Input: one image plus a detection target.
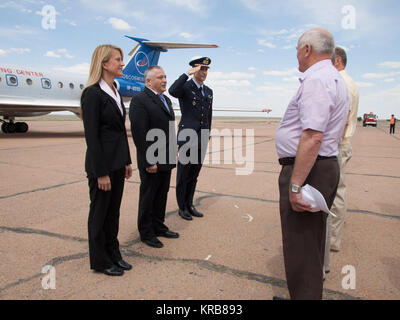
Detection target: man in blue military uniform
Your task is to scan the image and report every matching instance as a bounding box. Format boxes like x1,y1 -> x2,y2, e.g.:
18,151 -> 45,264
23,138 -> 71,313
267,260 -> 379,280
169,57 -> 213,220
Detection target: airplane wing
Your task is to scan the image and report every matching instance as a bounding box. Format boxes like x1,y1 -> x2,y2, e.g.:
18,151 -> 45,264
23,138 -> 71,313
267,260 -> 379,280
125,36 -> 218,55
142,42 -> 219,50
0,96 -> 80,114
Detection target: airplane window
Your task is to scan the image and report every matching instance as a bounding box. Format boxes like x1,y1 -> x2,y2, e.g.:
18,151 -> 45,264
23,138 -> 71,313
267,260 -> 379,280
41,78 -> 52,89
80,84 -> 84,90
7,75 -> 18,86
58,82 -> 63,88
69,83 -> 74,89
26,78 -> 33,85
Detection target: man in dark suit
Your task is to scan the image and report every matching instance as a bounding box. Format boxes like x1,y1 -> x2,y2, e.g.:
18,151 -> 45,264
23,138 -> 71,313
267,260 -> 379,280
169,57 -> 213,220
129,66 -> 179,248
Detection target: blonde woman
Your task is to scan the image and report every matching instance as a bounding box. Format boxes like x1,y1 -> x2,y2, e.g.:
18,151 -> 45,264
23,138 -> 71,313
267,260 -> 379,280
81,44 -> 132,276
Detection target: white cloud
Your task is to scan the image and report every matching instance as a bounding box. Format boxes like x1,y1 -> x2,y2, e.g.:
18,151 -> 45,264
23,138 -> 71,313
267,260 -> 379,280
356,82 -> 375,88
6,48 -> 31,54
248,67 -> 256,71
0,49 -> 6,56
379,61 -> 400,69
0,1 -> 32,13
44,51 -> 61,58
208,71 -> 255,80
209,79 -> 252,87
283,45 -> 295,50
179,32 -> 194,39
384,78 -> 396,83
80,0 -> 148,22
44,49 -> 75,59
282,76 -> 300,82
256,85 -> 286,92
0,25 -> 39,38
258,39 -> 276,49
263,68 -> 299,76
164,0 -> 203,13
108,17 -> 134,30
363,71 -> 400,79
53,63 -> 90,75
207,71 -> 255,88
337,45 -> 350,52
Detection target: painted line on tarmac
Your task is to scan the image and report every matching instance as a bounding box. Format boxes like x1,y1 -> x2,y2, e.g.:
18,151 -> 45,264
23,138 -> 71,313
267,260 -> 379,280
0,179 -> 86,200
202,164 -> 400,180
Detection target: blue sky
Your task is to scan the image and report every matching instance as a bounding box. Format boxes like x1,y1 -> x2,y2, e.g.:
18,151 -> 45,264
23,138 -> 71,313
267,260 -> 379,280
1,0 -> 399,118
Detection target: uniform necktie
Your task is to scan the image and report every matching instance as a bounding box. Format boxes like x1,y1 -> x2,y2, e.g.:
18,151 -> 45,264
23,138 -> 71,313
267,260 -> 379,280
200,86 -> 204,96
158,94 -> 170,113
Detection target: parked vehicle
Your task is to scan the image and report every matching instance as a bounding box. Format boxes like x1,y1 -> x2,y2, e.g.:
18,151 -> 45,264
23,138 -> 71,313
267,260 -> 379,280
363,112 -> 377,127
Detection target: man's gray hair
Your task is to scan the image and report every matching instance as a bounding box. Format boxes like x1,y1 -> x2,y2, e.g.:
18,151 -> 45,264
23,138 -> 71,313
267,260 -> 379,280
298,29 -> 335,55
144,65 -> 163,81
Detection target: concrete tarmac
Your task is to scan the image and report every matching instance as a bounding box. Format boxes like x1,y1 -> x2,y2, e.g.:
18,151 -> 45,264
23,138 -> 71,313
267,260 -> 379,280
0,118 -> 399,300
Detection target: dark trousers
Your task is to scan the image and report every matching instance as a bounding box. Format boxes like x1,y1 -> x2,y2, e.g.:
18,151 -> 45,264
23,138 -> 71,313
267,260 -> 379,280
176,146 -> 205,210
390,124 -> 395,134
138,169 -> 171,240
87,168 -> 125,270
278,158 -> 339,300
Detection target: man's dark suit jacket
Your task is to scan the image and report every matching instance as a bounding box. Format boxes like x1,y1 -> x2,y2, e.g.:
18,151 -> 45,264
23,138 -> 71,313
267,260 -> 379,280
129,87 -> 176,172
169,74 -> 213,147
81,83 -> 131,178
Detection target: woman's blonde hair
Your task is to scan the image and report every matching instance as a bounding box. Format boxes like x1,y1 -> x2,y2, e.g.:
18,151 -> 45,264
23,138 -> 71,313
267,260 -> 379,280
80,44 -> 123,118
87,44 -> 123,87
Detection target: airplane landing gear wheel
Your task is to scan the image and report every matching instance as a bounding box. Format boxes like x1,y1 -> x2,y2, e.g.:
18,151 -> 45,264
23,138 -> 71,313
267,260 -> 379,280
1,122 -> 8,133
16,122 -> 29,133
1,121 -> 29,133
6,122 -> 16,133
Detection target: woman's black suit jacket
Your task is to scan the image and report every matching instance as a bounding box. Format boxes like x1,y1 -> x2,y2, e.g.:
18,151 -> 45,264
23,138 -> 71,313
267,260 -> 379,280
81,83 -> 131,178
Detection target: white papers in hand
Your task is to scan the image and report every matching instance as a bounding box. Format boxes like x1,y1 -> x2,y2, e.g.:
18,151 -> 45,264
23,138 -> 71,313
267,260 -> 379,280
301,184 -> 337,217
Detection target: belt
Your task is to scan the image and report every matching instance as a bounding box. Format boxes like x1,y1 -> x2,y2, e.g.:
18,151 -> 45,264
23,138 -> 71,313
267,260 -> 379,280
278,155 -> 336,166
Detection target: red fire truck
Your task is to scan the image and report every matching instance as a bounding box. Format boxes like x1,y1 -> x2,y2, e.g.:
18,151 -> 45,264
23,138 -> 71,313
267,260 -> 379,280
363,112 -> 377,127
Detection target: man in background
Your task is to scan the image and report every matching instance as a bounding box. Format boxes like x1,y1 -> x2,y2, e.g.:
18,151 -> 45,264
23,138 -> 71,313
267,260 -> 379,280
390,114 -> 396,134
324,47 -> 360,276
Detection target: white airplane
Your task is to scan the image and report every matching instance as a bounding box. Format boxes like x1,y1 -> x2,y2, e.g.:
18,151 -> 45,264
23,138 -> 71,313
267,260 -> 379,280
0,36 -> 218,134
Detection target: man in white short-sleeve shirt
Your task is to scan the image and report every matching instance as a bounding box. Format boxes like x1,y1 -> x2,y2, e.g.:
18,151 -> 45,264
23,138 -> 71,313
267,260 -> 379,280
275,28 -> 349,300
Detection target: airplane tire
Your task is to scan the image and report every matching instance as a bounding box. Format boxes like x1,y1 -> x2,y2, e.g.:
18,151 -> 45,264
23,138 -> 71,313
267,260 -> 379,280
1,122 -> 8,133
16,122 -> 29,133
6,122 -> 16,133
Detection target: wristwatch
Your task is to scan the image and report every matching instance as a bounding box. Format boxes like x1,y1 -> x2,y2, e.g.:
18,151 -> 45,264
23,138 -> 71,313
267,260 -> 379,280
290,183 -> 302,194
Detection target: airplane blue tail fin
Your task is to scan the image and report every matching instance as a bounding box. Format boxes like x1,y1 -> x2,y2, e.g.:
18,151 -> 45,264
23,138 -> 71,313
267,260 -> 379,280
122,36 -> 165,82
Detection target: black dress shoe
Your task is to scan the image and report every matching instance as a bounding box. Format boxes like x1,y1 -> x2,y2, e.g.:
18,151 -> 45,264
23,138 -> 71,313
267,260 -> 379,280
95,265 -> 124,276
157,230 -> 180,238
116,259 -> 132,270
142,238 -> 164,248
179,208 -> 193,220
272,296 -> 288,300
188,205 -> 203,217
